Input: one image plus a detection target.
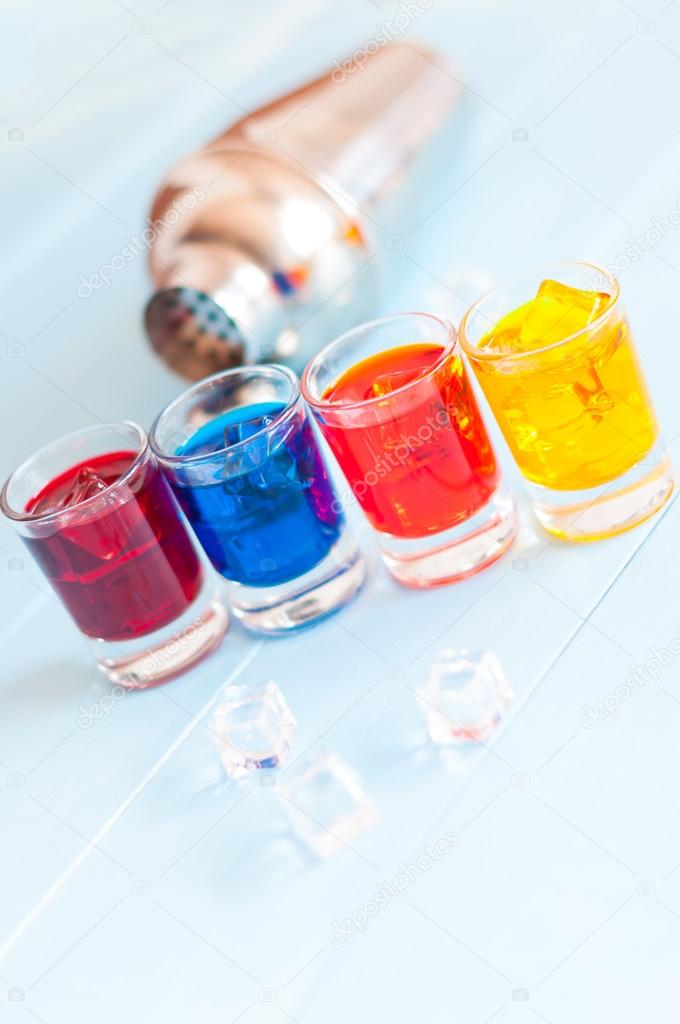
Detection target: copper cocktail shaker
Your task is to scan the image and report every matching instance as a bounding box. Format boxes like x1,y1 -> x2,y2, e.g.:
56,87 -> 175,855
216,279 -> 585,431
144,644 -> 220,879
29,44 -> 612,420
144,42 -> 458,380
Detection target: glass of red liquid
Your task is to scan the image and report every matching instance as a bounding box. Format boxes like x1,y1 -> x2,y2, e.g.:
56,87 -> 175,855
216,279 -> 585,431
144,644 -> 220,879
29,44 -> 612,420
302,313 -> 518,587
0,422 -> 228,687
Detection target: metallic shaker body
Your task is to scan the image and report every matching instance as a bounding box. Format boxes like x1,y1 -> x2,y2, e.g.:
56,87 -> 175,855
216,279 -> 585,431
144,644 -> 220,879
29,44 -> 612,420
145,42 -> 459,380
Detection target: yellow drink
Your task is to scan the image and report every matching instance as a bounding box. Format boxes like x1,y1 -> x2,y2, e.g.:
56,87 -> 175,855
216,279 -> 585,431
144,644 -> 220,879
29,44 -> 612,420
466,278 -> 658,492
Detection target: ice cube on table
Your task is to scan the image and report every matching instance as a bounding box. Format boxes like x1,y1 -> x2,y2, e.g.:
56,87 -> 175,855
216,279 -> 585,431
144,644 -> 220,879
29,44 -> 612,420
418,649 -> 513,744
278,751 -> 377,858
213,679 -> 297,779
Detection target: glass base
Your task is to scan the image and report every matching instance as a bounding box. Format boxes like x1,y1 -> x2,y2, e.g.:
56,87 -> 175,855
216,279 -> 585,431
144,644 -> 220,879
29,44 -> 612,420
92,577 -> 229,689
378,482 -> 518,588
528,444 -> 674,541
229,526 -> 365,634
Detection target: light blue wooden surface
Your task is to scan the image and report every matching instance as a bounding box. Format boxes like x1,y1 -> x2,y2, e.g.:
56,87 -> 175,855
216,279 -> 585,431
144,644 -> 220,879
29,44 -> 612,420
3,0 -> 680,1019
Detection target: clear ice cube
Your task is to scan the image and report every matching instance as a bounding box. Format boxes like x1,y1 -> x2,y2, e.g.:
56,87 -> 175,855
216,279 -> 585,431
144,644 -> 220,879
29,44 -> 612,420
60,467 -> 109,510
212,679 -> 297,779
278,751 -> 377,858
571,366 -> 614,420
369,368 -> 422,397
478,280 -> 611,355
418,649 -> 513,744
521,280 -> 610,349
223,413 -> 275,449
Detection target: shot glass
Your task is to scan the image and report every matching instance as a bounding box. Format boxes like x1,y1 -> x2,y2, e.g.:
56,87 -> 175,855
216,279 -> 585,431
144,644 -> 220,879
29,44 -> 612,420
459,262 -> 674,540
0,422 -> 228,687
301,313 -> 517,587
149,365 -> 365,633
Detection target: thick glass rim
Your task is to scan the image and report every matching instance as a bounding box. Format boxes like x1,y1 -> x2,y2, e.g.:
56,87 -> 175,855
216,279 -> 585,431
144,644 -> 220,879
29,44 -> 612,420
149,363 -> 301,466
458,261 -> 622,363
0,420 -> 148,524
301,311 -> 457,412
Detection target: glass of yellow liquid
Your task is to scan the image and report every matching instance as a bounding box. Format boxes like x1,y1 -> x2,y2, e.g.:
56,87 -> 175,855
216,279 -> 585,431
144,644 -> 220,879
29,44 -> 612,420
459,262 -> 674,540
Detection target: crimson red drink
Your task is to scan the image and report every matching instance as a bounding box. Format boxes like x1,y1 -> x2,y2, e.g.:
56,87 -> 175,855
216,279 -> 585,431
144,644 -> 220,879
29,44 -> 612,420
23,450 -> 203,641
1,423 -> 228,687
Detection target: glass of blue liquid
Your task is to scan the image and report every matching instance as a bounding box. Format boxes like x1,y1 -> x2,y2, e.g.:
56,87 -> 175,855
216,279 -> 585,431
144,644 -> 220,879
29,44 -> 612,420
149,366 -> 365,633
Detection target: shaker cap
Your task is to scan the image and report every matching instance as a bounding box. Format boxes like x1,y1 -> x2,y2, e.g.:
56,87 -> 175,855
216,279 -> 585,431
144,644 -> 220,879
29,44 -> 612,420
144,287 -> 246,381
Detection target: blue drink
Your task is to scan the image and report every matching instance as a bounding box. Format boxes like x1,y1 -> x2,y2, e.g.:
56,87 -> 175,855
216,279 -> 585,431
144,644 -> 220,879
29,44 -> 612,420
150,365 -> 364,633
170,402 -> 344,586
